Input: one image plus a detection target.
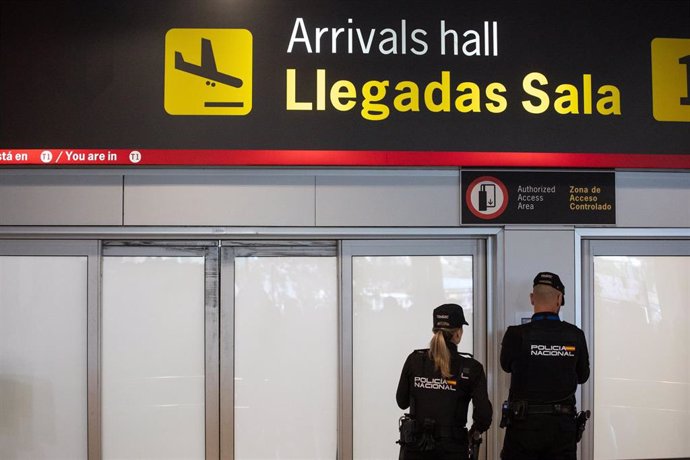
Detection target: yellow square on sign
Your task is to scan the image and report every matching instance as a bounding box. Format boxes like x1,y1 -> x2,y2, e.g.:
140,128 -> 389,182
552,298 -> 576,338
651,38 -> 690,122
165,28 -> 252,115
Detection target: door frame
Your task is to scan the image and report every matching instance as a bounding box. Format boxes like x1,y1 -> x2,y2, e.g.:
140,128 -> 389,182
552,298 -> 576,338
576,228 -> 690,460
101,241 -> 221,459
0,227 -> 501,460
0,240 -> 100,459
340,238 -> 489,460
218,240 -> 338,459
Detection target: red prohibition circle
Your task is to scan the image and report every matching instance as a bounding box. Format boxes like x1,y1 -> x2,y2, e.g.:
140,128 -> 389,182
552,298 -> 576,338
465,176 -> 509,220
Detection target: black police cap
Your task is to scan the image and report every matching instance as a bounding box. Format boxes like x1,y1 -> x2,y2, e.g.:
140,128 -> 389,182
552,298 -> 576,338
533,271 -> 565,305
433,303 -> 469,329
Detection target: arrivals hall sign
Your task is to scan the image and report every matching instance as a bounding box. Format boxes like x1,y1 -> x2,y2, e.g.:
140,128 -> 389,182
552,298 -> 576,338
0,1 -> 688,168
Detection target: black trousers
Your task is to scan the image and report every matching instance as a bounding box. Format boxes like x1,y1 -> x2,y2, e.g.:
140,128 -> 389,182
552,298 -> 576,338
399,438 -> 468,460
501,413 -> 577,460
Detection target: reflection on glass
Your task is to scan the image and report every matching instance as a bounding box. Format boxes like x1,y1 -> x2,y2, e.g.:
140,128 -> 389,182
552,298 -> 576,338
0,256 -> 88,460
594,256 -> 690,459
234,256 -> 337,459
102,256 -> 205,460
353,256 -> 474,460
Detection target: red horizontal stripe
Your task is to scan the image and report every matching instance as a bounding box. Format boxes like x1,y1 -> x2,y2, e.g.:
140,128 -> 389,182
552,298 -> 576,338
1,149 -> 689,168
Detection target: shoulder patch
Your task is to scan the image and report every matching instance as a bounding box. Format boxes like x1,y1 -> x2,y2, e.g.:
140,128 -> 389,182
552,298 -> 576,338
460,367 -> 472,379
458,351 -> 474,358
414,348 -> 429,354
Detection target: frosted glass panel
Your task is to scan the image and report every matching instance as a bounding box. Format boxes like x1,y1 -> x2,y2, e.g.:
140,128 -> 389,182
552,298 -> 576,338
353,256 -> 474,460
0,256 -> 87,460
102,256 -> 206,460
234,256 -> 337,460
594,256 -> 690,459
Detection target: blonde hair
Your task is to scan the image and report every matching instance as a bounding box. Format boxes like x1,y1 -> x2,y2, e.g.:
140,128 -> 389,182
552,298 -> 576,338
429,328 -> 460,378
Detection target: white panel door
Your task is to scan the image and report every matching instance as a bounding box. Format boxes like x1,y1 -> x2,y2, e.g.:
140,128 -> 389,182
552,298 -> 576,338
584,240 -> 690,460
102,253 -> 207,460
342,240 -> 485,460
230,250 -> 338,460
593,255 -> 690,459
0,255 -> 88,460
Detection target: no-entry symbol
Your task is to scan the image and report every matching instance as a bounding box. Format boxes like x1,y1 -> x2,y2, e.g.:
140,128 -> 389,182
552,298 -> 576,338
466,176 -> 509,220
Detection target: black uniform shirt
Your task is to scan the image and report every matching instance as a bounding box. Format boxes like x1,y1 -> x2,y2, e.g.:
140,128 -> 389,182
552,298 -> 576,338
500,312 -> 590,404
396,342 -> 492,433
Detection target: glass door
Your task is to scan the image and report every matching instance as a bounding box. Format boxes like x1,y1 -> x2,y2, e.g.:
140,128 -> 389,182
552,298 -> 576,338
582,239 -> 690,460
341,240 -> 486,460
220,241 -> 339,460
0,236 -> 489,460
100,243 -> 219,460
0,241 -> 97,460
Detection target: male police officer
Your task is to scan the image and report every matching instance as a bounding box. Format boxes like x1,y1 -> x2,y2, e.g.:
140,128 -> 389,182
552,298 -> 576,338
500,272 -> 590,460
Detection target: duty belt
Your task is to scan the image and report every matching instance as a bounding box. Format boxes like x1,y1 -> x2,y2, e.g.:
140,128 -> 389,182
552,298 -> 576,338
434,425 -> 468,438
524,403 -> 575,415
501,400 -> 576,428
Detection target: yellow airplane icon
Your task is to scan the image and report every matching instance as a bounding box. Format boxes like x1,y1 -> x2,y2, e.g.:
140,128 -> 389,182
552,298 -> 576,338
175,38 -> 243,90
165,28 -> 252,115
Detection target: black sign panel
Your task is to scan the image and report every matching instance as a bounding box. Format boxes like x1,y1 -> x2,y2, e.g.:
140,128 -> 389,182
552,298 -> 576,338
462,171 -> 616,224
0,0 -> 688,163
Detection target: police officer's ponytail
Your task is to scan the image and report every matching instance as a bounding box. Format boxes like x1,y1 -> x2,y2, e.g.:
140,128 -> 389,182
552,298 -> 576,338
429,328 -> 457,378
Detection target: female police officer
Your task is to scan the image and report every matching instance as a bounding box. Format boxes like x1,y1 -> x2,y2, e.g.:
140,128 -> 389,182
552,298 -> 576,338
396,303 -> 492,459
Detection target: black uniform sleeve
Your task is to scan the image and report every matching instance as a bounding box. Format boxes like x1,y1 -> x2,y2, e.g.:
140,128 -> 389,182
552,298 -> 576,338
396,353 -> 413,410
470,362 -> 493,433
500,326 -> 520,373
576,329 -> 591,384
